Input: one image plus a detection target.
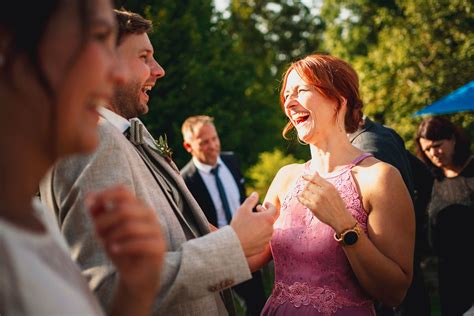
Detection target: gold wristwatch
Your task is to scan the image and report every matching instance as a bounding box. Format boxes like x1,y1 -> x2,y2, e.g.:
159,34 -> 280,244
334,222 -> 361,246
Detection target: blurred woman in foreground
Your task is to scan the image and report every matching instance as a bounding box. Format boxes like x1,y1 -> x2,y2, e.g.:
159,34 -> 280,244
0,1 -> 165,315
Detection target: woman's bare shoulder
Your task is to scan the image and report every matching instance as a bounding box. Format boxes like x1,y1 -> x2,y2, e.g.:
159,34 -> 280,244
276,163 -> 306,184
353,156 -> 406,212
267,162 -> 306,202
278,162 -> 305,175
355,156 -> 401,181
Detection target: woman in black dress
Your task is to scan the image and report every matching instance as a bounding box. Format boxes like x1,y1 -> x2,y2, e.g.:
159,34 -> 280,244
416,116 -> 474,316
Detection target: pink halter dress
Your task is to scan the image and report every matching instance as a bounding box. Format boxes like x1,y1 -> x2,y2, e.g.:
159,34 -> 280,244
261,153 -> 376,316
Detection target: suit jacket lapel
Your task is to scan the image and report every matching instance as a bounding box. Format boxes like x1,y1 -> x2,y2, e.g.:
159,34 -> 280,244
188,164 -> 218,227
141,145 -> 211,236
132,145 -> 199,239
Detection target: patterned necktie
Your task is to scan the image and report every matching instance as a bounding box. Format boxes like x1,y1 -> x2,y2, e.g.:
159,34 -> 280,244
125,118 -> 147,145
210,165 -> 233,224
124,118 -> 179,173
123,119 -> 200,238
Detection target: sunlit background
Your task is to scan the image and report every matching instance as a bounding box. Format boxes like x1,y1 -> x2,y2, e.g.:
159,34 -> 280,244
120,2 -> 474,315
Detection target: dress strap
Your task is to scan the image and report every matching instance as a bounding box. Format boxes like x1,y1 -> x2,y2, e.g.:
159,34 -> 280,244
350,153 -> 373,167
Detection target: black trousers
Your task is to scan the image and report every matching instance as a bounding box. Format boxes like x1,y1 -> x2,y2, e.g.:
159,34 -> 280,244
232,270 -> 267,316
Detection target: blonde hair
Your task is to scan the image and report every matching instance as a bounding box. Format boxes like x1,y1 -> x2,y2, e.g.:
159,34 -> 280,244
181,115 -> 215,142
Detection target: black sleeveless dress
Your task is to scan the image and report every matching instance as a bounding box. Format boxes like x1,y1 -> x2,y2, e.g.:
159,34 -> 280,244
428,157 -> 474,316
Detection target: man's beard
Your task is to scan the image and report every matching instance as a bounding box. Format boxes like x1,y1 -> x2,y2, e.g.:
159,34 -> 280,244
112,81 -> 145,119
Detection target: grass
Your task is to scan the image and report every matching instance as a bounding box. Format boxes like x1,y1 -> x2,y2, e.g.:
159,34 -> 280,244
423,256 -> 442,316
431,295 -> 442,316
234,298 -> 245,316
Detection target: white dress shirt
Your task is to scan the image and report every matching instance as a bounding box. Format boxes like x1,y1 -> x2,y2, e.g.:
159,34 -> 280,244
193,156 -> 241,228
98,106 -> 130,133
98,107 -> 158,149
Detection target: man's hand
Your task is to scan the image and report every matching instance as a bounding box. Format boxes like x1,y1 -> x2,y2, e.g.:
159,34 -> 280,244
209,223 -> 218,232
231,192 -> 278,257
87,185 -> 165,302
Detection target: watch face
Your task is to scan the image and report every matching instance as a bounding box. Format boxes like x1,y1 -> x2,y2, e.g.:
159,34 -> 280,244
343,231 -> 359,246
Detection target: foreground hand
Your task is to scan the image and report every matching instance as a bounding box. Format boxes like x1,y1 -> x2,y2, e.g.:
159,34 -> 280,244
231,192 -> 279,257
298,173 -> 355,233
209,223 -> 218,232
87,185 -> 166,299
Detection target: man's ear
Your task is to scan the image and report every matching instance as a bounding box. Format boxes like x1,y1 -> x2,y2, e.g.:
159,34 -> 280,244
183,141 -> 193,153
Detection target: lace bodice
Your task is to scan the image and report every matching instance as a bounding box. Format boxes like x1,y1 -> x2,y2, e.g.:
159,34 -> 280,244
263,154 -> 375,316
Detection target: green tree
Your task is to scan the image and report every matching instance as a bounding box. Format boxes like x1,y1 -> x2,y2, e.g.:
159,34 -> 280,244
116,0 -> 323,169
246,149 -> 304,198
223,0 -> 325,161
116,0 -> 473,172
320,0 -> 400,59
321,0 -> 474,149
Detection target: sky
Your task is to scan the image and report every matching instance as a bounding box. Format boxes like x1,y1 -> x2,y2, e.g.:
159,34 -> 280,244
214,0 -> 321,13
214,0 -> 229,12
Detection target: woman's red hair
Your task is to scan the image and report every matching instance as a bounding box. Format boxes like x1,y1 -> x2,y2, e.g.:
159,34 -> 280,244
280,54 -> 363,138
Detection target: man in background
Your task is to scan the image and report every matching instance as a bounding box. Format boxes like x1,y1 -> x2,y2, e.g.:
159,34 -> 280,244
349,116 -> 431,316
181,115 -> 267,316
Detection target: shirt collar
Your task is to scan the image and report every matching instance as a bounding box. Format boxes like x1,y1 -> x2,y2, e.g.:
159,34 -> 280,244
193,156 -> 223,174
98,106 -> 130,133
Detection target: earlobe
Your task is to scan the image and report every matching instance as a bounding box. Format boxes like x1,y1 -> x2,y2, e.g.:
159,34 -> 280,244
339,97 -> 348,111
341,97 -> 347,107
183,142 -> 192,153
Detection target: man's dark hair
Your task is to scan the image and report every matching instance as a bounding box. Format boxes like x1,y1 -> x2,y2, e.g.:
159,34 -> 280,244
114,9 -> 152,45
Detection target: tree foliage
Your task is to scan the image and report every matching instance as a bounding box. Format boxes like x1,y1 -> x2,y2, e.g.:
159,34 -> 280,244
245,149 -> 304,198
117,0 -> 473,173
320,0 -> 474,149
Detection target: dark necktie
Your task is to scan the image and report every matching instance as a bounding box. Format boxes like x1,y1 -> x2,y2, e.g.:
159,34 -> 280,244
210,165 -> 233,224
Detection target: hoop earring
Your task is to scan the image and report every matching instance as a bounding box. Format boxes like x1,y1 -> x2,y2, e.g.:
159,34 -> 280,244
297,136 -> 308,146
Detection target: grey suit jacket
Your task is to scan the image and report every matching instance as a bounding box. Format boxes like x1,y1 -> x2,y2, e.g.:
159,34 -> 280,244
40,118 -> 251,315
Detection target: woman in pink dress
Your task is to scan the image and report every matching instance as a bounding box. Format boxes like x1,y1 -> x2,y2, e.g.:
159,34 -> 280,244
250,55 -> 415,315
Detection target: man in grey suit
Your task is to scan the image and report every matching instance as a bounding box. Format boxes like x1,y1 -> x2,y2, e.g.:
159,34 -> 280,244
40,9 -> 277,315
180,115 -> 267,316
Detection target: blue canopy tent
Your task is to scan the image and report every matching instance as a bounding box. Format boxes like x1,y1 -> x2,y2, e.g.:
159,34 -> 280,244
413,80 -> 474,116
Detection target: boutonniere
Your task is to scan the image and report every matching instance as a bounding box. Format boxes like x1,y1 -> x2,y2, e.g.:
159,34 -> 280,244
152,134 -> 173,162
